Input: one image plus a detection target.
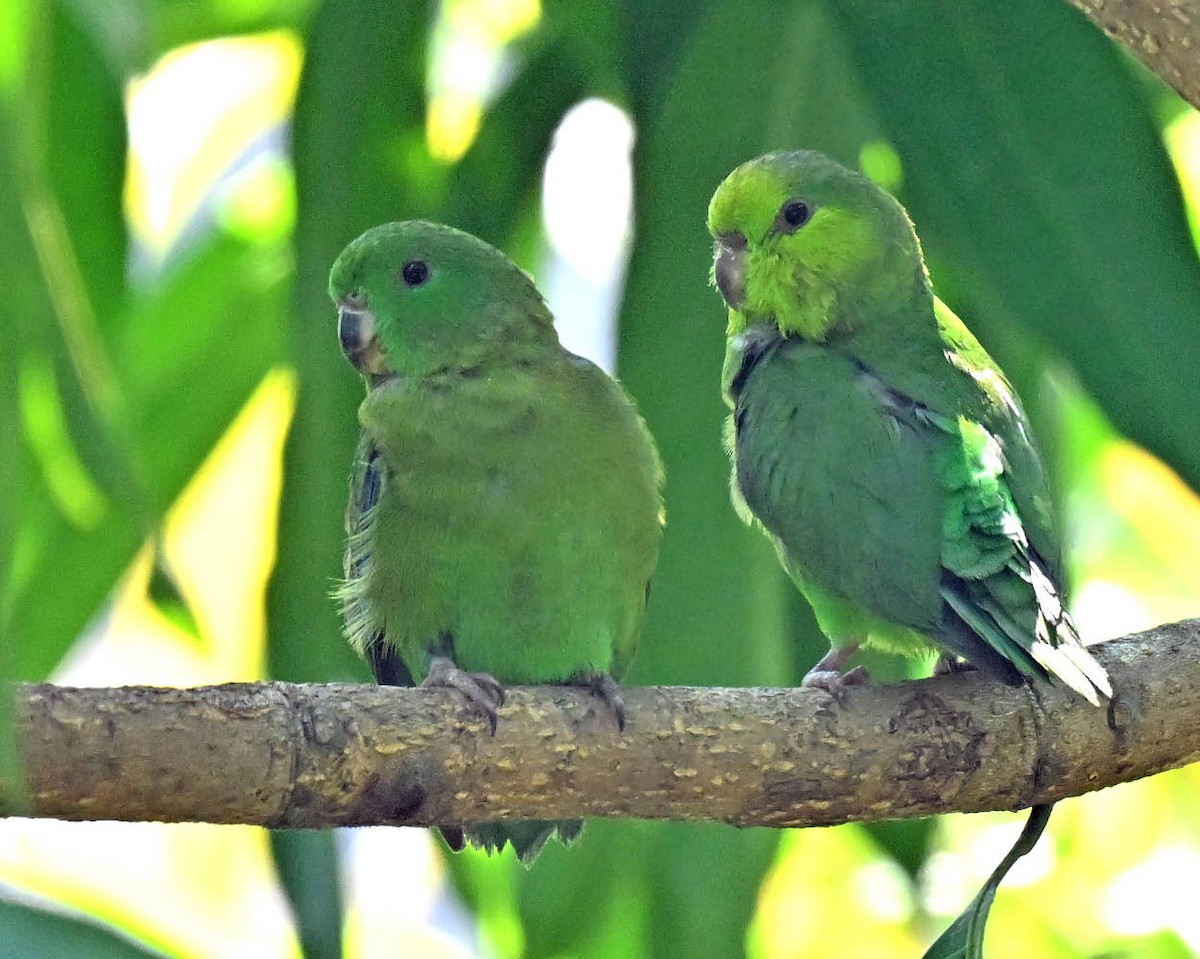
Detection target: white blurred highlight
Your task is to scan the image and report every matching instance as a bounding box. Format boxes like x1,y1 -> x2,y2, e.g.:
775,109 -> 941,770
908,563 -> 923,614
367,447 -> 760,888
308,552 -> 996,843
541,99 -> 636,372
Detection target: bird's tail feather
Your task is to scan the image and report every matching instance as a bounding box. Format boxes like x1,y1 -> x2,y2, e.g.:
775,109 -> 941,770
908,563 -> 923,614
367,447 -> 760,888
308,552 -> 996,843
941,552 -> 1111,705
456,820 -> 584,866
940,582 -> 1039,682
1026,556 -> 1112,703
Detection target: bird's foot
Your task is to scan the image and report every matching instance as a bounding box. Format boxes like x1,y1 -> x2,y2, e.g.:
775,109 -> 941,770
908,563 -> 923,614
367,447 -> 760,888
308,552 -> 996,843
801,664 -> 871,702
933,653 -> 977,677
569,672 -> 626,732
422,655 -> 505,734
800,643 -> 867,701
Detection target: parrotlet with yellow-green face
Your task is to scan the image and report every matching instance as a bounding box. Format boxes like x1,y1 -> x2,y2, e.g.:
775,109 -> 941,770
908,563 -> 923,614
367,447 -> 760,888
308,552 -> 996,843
330,221 -> 663,863
708,151 -> 1110,705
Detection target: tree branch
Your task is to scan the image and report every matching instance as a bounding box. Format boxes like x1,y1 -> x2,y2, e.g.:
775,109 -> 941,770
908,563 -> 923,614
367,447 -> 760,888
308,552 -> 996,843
4,620 -> 1197,829
1066,0 -> 1200,112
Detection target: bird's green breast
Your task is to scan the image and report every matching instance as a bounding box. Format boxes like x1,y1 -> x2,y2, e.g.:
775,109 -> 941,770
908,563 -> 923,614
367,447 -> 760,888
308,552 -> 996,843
355,356 -> 661,685
729,335 -> 945,638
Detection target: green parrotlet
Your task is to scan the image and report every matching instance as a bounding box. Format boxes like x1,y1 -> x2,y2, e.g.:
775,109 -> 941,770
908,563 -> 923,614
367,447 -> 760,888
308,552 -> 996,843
330,221 -> 663,863
708,151 -> 1110,704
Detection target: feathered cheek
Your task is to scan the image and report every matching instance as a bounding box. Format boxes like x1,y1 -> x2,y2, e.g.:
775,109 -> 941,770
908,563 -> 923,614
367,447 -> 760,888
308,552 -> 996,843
746,250 -> 793,320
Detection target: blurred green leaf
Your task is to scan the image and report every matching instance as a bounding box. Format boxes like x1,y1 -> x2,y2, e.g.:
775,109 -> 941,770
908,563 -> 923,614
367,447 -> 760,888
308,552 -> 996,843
271,1 -> 440,953
4,0 -> 133,680
863,818 -> 938,881
1090,930 -> 1197,959
5,2 -> 290,681
0,896 -> 168,959
9,227 -> 287,681
42,3 -> 127,327
444,22 -> 601,247
922,805 -> 1053,959
615,0 -> 706,116
144,0 -> 314,66
270,0 -> 436,686
145,550 -> 202,641
115,234 -> 288,511
830,0 -> 1200,495
269,831 -> 344,959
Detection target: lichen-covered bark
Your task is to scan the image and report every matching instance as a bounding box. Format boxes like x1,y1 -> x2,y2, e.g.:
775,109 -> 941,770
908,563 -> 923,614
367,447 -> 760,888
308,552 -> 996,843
4,620 -> 1198,829
1067,0 -> 1200,111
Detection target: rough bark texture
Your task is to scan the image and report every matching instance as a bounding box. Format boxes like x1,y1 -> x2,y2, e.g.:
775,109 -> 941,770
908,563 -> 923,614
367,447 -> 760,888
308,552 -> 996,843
3,620 -> 1198,829
1068,0 -> 1200,111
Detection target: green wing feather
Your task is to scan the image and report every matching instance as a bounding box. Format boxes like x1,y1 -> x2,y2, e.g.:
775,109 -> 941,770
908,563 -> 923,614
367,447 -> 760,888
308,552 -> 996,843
835,295 -> 1061,570
341,431 -> 414,687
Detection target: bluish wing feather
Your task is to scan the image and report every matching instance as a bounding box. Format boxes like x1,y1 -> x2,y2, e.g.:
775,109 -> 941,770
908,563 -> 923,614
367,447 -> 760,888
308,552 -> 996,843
342,431 -> 413,687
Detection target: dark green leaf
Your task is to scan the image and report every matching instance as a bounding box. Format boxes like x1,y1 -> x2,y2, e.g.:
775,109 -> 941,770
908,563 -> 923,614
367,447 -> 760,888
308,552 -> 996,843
4,0 -> 133,680
116,234 -> 287,512
0,896 -> 168,959
270,2 -> 439,955
922,805 -> 1053,959
445,27 -> 599,247
269,830 -> 344,959
9,228 -> 286,681
864,818 -> 938,881
270,0 -> 437,686
830,0 -> 1200,495
145,550 -> 201,642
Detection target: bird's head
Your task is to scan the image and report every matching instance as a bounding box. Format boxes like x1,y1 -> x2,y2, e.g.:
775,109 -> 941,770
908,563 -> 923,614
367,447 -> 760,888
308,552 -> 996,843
329,220 -> 552,382
707,150 -> 927,341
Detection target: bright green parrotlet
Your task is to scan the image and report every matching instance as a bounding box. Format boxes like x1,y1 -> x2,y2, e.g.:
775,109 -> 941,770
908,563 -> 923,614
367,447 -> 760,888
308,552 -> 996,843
330,221 -> 663,864
708,151 -> 1110,704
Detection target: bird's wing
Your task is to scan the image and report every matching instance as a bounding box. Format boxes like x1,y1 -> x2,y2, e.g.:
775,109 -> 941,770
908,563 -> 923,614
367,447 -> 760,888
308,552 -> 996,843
838,296 -> 1061,574
925,406 -> 1110,702
342,430 -> 414,687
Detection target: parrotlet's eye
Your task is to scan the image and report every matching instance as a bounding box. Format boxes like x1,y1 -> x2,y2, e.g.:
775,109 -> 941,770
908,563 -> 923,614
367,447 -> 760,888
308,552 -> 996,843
400,260 -> 430,287
776,199 -> 813,233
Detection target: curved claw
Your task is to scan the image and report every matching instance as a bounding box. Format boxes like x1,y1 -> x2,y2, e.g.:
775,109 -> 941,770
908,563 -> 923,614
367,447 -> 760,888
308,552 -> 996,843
422,655 -> 505,734
933,652 -> 979,677
572,672 -> 626,732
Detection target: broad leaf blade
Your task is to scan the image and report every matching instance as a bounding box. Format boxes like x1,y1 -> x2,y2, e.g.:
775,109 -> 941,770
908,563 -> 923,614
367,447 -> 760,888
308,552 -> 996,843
0,896 -> 168,959
831,0 -> 1200,494
269,831 -> 344,959
922,805 -> 1054,959
269,2 -> 440,955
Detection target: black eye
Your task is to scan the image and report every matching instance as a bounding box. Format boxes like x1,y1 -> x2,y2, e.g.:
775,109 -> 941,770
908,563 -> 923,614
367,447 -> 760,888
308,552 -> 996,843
401,260 -> 430,286
778,200 -> 812,232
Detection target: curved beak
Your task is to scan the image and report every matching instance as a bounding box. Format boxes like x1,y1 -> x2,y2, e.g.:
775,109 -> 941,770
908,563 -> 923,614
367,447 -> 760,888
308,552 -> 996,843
713,232 -> 747,309
338,305 -> 389,376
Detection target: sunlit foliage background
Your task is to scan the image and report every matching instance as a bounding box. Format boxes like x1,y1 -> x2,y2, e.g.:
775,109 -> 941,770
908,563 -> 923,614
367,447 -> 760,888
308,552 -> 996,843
3,1 -> 1200,956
